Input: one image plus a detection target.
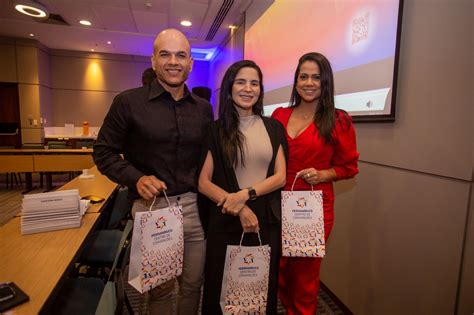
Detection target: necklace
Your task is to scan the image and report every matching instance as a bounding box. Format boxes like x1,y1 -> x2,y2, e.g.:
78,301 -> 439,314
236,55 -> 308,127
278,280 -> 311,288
295,105 -> 315,120
298,111 -> 313,120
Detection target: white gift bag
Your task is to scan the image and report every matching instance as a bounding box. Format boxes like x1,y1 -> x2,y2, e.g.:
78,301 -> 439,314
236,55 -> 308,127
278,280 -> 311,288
128,192 -> 184,293
220,232 -> 271,314
281,174 -> 325,257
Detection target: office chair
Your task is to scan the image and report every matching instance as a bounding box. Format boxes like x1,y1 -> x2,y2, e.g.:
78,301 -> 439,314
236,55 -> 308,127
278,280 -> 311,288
76,140 -> 94,149
50,220 -> 133,315
1,145 -> 23,189
47,140 -> 72,149
78,187 -> 132,278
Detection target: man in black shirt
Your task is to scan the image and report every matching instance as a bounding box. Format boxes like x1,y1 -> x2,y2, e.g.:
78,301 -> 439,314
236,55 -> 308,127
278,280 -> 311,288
93,29 -> 213,314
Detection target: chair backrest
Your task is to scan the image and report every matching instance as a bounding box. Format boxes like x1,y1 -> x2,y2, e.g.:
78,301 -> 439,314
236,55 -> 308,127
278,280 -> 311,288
95,220 -> 133,315
21,144 -> 43,149
109,220 -> 133,276
107,187 -> 131,229
76,140 -> 94,148
48,140 -> 72,149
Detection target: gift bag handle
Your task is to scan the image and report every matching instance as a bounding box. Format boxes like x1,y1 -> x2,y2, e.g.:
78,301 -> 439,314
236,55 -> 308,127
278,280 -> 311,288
239,231 -> 263,247
148,190 -> 171,212
291,171 -> 314,191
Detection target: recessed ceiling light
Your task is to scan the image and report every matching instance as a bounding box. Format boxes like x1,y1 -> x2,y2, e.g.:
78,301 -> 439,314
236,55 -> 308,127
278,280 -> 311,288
14,0 -> 49,18
180,20 -> 192,27
91,49 -> 95,52
29,33 -> 35,37
80,20 -> 92,26
107,41 -> 111,45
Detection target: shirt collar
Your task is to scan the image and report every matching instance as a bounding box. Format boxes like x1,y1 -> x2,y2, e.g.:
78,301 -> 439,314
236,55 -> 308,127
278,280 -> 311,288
148,79 -> 197,103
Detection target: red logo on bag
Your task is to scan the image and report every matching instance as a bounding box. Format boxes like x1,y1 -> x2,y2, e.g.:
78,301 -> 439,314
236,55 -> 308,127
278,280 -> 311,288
155,216 -> 166,229
243,253 -> 254,264
296,197 -> 307,208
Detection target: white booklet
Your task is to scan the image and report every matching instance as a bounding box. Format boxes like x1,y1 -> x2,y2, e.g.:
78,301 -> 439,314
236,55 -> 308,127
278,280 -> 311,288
21,189 -> 83,235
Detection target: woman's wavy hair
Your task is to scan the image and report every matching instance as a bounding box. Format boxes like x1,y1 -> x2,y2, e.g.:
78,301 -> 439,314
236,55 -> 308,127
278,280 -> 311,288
289,52 -> 349,143
218,60 -> 264,168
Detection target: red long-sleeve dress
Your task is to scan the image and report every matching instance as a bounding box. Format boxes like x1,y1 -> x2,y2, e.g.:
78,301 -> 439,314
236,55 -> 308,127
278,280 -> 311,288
272,107 -> 359,315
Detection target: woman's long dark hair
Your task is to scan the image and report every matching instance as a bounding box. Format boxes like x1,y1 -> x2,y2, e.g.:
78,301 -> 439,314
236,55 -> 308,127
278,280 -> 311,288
289,52 -> 349,143
218,60 -> 264,168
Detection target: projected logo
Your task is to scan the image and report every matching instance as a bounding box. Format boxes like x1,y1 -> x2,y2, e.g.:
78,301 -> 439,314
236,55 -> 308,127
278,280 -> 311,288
296,197 -> 307,208
243,254 -> 254,265
346,8 -> 377,56
352,12 -> 370,44
155,216 -> 166,229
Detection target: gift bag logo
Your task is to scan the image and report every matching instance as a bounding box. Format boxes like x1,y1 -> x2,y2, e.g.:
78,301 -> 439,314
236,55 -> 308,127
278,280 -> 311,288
155,216 -> 166,229
296,197 -> 307,208
128,194 -> 184,294
220,234 -> 271,314
243,253 -> 254,265
281,190 -> 325,257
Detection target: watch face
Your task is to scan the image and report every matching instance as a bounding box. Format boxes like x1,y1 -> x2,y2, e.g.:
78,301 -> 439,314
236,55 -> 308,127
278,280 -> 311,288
248,188 -> 257,200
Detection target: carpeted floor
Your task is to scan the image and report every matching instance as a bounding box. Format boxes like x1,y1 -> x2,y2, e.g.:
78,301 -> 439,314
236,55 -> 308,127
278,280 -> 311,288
121,267 -> 347,315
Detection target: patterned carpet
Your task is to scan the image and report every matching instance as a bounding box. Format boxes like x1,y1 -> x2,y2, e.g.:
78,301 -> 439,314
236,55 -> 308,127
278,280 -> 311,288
122,268 -> 347,315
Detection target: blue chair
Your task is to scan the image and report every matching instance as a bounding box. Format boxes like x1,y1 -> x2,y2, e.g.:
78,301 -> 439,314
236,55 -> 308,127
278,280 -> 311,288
95,243 -> 134,315
50,278 -> 105,315
50,221 -> 133,315
80,187 -> 132,267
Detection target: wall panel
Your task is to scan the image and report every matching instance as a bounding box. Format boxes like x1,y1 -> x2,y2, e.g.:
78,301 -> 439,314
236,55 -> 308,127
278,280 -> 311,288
322,162 -> 470,314
0,44 -> 17,82
51,55 -> 135,92
16,45 -> 39,85
51,89 -> 118,126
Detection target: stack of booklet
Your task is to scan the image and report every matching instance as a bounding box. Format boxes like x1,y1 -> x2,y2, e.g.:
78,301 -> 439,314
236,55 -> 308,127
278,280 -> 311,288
21,189 -> 87,235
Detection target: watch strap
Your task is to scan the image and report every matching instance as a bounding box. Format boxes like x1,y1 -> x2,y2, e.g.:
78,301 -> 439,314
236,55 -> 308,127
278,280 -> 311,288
246,187 -> 257,201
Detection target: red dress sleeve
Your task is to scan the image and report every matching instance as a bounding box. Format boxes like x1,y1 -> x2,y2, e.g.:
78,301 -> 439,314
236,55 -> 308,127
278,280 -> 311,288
271,107 -> 283,121
332,111 -> 359,180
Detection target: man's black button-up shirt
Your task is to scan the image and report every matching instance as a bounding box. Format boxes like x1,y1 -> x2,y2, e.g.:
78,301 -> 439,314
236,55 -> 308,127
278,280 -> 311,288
93,80 -> 213,199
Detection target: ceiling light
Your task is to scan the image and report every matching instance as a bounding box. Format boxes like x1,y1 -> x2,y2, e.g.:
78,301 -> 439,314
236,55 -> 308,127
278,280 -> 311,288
80,20 -> 92,26
29,33 -> 35,37
14,0 -> 49,19
180,20 -> 192,27
191,47 -> 217,61
91,49 -> 95,52
107,41 -> 111,45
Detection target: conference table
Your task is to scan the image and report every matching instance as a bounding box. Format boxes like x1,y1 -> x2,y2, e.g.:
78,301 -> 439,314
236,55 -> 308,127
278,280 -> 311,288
0,166 -> 118,314
0,148 -> 94,191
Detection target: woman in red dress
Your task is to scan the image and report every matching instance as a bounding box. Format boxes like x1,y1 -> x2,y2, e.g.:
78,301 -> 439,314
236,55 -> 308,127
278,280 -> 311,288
272,52 -> 359,314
